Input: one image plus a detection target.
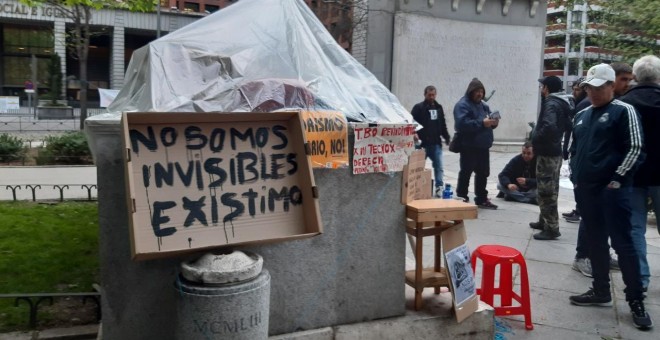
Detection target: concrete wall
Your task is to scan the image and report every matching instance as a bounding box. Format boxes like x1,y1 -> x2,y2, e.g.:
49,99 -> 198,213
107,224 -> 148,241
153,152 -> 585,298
364,0 -> 548,142
86,120 -> 406,338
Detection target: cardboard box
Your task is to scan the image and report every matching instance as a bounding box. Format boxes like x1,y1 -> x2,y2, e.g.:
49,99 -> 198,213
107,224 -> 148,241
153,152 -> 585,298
121,112 -> 322,260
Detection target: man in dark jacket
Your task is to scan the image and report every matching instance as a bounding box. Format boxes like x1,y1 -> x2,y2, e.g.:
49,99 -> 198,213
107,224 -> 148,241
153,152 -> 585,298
411,85 -> 451,197
530,76 -> 574,240
568,63 -> 651,330
497,141 -> 537,204
619,55 -> 660,292
453,78 -> 499,209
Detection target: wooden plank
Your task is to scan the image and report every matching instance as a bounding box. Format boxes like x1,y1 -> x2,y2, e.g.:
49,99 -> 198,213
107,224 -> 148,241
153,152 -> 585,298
404,268 -> 450,288
407,209 -> 478,222
406,198 -> 478,212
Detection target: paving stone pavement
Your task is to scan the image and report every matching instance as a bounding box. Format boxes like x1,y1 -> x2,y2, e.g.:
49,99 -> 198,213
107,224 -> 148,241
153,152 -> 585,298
1,149 -> 658,339
408,149 -> 659,339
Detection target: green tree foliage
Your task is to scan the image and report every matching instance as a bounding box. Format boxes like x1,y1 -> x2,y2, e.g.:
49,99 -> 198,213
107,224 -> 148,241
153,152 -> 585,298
555,0 -> 659,63
597,0 -> 660,63
19,0 -> 156,129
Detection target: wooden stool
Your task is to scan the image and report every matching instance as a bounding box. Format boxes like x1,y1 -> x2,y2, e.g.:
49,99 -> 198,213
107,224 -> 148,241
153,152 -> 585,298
405,199 -> 477,310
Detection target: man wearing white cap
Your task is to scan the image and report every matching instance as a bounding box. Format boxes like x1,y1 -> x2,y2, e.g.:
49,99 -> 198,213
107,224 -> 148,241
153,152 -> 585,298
568,63 -> 651,330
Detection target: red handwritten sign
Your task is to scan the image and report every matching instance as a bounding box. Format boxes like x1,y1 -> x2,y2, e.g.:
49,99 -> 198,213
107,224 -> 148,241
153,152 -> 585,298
352,124 -> 415,175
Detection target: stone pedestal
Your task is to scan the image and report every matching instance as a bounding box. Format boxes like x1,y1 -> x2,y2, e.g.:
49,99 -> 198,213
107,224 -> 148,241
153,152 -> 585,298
85,117 -> 405,339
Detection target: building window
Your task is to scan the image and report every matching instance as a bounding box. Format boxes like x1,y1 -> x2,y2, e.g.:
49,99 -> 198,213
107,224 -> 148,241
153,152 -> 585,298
184,2 -> 199,12
3,25 -> 53,55
2,56 -> 50,87
571,11 -> 583,29
205,5 -> 219,13
569,36 -> 581,52
568,59 -> 580,76
2,25 -> 53,93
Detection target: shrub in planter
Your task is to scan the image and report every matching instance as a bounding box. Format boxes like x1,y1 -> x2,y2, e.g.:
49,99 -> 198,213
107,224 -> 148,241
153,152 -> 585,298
37,132 -> 92,165
0,133 -> 26,163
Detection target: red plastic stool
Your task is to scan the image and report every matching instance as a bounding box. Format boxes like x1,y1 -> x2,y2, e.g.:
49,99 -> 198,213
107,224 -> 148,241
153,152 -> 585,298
471,245 -> 533,330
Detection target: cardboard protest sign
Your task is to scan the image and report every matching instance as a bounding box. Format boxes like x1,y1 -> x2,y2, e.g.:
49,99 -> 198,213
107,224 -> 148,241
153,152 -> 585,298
401,150 -> 432,204
300,110 -> 348,168
122,112 -> 322,260
352,123 -> 415,174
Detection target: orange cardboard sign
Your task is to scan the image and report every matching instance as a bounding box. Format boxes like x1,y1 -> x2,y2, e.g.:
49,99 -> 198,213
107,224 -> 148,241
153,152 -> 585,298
121,112 -> 322,260
300,110 -> 348,169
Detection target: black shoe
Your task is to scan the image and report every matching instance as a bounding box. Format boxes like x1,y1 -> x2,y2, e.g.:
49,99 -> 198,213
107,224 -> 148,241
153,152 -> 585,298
630,300 -> 653,330
496,191 -> 505,198
569,288 -> 612,306
533,229 -> 561,240
529,221 -> 544,230
562,209 -> 579,218
457,196 -> 469,203
477,199 -> 498,210
565,214 -> 581,223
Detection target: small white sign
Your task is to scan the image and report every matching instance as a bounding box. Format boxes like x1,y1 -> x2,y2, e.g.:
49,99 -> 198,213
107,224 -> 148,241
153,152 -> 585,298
445,243 -> 476,306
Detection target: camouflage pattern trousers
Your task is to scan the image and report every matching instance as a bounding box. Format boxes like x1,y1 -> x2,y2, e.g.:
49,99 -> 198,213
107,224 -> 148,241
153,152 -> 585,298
536,155 -> 562,232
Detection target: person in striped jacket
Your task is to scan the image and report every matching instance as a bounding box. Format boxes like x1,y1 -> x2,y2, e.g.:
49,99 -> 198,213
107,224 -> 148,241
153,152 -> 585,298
567,63 -> 651,330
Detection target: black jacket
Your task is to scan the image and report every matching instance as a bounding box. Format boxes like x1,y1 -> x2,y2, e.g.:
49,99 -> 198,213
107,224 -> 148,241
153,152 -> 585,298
562,97 -> 591,159
498,155 -> 537,191
620,83 -> 660,187
569,99 -> 645,187
532,93 -> 574,157
411,100 -> 451,147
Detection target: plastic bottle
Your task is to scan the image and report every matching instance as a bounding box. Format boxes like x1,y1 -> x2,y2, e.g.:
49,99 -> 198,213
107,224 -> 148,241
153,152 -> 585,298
442,184 -> 453,199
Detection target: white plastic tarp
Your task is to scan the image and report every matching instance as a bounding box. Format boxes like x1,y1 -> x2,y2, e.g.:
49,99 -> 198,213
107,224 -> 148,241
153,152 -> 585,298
100,0 -> 410,124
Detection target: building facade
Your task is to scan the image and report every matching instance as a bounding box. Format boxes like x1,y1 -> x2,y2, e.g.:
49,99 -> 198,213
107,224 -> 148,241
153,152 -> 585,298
0,0 -> 204,106
0,0 -> 355,108
543,1 -> 619,92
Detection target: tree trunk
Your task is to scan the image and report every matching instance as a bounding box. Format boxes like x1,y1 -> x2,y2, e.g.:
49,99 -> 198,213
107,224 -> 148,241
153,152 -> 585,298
77,6 -> 91,130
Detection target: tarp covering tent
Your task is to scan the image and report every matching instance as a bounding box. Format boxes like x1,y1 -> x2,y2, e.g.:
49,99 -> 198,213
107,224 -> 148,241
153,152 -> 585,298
102,0 -> 411,124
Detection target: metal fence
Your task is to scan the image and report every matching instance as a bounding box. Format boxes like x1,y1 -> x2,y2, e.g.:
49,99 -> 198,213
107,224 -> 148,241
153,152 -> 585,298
0,108 -> 108,132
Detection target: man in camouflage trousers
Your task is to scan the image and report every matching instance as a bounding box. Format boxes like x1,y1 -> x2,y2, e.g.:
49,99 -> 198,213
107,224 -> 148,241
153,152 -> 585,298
530,76 -> 574,240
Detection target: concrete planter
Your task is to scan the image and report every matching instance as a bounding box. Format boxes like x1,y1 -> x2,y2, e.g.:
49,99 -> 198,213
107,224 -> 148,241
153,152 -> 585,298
37,106 -> 74,119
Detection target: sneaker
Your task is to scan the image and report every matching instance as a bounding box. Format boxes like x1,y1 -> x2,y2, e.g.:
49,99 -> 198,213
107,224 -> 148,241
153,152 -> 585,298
564,214 -> 581,223
572,258 -> 593,278
570,288 -> 612,306
562,209 -> 579,218
533,229 -> 561,240
477,199 -> 498,210
435,187 -> 443,198
629,300 -> 653,330
609,253 -> 620,270
496,191 -> 505,198
457,196 -> 469,203
529,221 -> 544,230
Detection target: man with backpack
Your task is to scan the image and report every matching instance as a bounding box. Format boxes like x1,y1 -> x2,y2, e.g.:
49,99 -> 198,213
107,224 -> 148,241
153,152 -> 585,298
530,76 -> 574,240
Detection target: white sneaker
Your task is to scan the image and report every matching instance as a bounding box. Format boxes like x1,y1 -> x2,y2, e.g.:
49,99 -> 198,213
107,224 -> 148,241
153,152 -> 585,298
572,257 -> 593,278
435,187 -> 443,198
